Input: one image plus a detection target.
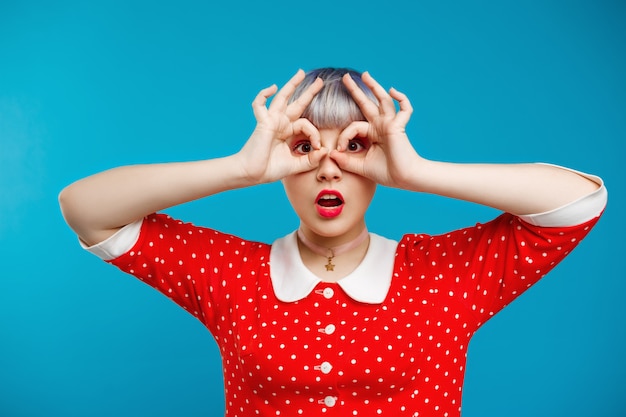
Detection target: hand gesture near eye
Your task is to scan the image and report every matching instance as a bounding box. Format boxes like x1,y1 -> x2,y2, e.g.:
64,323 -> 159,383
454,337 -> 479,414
331,72 -> 422,189
236,70 -> 327,184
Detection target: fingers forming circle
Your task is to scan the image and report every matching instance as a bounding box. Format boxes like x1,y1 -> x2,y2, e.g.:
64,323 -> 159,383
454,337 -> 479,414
337,121 -> 370,151
291,118 -> 321,149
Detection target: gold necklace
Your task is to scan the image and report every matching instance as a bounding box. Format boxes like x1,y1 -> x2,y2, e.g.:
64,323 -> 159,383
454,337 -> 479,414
296,228 -> 370,271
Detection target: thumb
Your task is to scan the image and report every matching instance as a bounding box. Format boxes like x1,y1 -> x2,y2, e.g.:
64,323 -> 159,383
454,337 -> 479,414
308,147 -> 328,167
291,147 -> 327,174
330,149 -> 365,176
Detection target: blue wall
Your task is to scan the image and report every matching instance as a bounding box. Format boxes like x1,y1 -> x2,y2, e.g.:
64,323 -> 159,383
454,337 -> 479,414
1,1 -> 624,416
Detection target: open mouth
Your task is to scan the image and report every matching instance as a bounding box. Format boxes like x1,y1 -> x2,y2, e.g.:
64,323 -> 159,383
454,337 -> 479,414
315,190 -> 344,218
317,194 -> 343,207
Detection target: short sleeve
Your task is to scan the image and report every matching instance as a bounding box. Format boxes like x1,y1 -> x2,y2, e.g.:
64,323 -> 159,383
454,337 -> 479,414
104,213 -> 266,331
402,213 -> 601,327
80,219 -> 143,260
401,171 -> 605,325
518,164 -> 607,227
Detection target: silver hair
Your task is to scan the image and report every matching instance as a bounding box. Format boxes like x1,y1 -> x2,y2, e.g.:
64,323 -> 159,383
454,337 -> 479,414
288,68 -> 378,130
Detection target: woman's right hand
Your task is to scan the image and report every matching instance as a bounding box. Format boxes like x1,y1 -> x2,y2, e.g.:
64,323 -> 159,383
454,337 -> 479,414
236,70 -> 327,184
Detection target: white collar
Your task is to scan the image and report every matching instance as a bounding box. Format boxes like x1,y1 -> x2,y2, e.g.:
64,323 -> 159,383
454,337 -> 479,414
269,231 -> 398,304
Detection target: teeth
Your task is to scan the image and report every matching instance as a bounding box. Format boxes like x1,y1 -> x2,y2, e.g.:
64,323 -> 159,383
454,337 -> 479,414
320,195 -> 338,200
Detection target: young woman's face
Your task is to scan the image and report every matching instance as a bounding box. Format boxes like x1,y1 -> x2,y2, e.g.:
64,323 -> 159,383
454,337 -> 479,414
282,128 -> 376,243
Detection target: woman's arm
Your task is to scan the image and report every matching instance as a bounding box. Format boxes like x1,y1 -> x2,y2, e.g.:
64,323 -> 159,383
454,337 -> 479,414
59,157 -> 250,247
405,160 -> 599,216
59,70 -> 326,246
334,72 -> 601,215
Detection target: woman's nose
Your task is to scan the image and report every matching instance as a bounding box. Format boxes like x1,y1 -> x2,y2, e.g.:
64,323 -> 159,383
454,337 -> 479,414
316,152 -> 342,182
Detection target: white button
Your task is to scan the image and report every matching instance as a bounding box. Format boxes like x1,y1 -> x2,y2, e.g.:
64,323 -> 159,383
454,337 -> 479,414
320,361 -> 332,374
323,396 -> 337,407
324,324 -> 336,335
323,288 -> 334,299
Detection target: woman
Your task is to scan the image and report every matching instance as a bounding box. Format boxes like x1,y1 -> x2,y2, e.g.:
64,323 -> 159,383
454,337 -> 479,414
59,68 -> 606,416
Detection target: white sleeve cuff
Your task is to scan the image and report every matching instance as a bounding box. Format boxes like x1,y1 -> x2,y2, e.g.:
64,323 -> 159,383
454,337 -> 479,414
518,163 -> 607,227
80,219 -> 143,261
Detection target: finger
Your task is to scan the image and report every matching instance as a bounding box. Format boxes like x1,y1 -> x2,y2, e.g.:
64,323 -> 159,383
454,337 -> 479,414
292,147 -> 327,174
285,77 -> 324,120
292,118 -> 321,150
329,149 -> 365,176
336,121 -> 370,151
251,84 -> 278,119
389,87 -> 413,126
268,69 -> 306,112
361,71 -> 396,116
342,73 -> 379,120
307,147 -> 328,168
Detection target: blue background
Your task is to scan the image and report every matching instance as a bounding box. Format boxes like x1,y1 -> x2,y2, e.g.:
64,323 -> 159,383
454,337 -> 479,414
1,0 -> 624,416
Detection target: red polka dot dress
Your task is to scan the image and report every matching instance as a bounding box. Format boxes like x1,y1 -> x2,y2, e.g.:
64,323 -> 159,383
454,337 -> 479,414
84,176 -> 606,417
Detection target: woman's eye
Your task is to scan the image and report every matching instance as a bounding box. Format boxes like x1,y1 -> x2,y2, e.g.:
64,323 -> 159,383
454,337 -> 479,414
293,141 -> 313,154
346,139 -> 367,152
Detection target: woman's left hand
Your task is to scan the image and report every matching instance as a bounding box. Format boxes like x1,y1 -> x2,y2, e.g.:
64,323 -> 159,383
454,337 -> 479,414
330,72 -> 422,189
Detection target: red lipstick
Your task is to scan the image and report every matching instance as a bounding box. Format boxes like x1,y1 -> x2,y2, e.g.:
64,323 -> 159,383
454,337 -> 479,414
315,189 -> 344,218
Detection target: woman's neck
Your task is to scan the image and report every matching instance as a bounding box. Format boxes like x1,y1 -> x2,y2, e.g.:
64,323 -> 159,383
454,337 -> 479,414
297,227 -> 370,281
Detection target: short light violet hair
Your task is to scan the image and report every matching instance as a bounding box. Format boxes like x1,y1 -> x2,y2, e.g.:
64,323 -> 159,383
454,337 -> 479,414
289,68 -> 378,130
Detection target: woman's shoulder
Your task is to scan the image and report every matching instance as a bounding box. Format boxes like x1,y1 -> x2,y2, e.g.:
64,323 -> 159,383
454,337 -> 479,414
83,212 -> 271,262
